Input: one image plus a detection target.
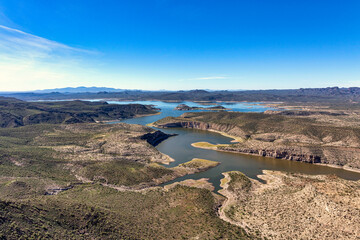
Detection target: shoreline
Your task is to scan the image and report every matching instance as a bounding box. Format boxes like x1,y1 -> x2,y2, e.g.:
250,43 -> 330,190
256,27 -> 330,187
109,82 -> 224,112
30,98 -> 283,109
151,122 -> 244,143
190,138 -> 360,175
158,152 -> 175,165
133,111 -> 161,118
313,163 -> 360,174
206,129 -> 243,142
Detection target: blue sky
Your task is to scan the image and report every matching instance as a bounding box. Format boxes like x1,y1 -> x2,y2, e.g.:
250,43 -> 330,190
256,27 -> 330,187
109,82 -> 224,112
0,0 -> 359,91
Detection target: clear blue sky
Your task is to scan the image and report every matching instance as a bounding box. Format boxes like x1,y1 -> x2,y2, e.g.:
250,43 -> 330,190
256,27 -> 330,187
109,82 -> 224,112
0,0 -> 359,91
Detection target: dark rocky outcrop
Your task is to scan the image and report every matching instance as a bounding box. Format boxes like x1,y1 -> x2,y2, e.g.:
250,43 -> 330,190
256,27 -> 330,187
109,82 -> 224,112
0,112 -> 23,128
140,130 -> 177,146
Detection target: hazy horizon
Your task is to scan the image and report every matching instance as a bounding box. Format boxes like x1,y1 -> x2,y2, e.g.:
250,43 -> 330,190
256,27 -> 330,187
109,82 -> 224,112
0,85 -> 356,94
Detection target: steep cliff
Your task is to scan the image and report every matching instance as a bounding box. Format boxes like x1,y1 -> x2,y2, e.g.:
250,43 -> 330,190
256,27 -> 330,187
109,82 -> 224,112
153,112 -> 360,170
155,120 -> 249,139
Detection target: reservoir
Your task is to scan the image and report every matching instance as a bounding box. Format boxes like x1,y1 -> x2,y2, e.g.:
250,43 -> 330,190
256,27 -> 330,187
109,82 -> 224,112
105,100 -> 360,191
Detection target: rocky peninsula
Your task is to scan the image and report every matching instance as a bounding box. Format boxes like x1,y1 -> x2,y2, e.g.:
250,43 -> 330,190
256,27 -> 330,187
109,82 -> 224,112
0,121 -> 249,239
152,111 -> 360,171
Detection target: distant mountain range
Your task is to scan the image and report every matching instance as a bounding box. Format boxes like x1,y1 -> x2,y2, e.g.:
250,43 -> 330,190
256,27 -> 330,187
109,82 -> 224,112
33,86 -> 124,93
0,87 -> 359,107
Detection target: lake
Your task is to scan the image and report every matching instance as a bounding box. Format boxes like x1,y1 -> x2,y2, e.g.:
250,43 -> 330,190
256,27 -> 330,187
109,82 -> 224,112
102,100 -> 360,191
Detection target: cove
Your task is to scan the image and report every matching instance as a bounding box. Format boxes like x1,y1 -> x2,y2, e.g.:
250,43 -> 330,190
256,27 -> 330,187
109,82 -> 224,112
104,100 -> 360,192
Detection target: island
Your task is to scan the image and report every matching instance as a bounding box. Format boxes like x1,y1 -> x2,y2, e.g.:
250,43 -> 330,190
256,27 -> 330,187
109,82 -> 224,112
175,103 -> 228,111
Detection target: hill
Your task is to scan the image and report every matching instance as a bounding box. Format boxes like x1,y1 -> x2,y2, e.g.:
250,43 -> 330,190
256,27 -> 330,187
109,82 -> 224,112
0,122 -> 250,239
0,97 -> 158,128
1,87 -> 360,109
219,170 -> 360,239
33,86 -> 124,93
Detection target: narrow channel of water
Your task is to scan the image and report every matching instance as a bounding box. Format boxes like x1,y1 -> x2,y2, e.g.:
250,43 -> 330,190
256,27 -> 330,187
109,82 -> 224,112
105,100 -> 360,192
156,128 -> 360,191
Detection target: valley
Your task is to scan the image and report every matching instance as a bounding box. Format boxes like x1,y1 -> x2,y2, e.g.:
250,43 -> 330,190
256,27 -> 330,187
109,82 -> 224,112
1,96 -> 360,239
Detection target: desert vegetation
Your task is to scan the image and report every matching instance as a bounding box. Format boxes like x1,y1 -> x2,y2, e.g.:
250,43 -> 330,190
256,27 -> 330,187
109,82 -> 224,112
0,97 -> 158,128
219,170 -> 360,239
0,121 -> 251,239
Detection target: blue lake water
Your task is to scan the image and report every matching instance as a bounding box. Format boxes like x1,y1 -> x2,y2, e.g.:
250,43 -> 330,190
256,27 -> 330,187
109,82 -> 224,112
100,100 -> 360,192
104,100 -> 273,125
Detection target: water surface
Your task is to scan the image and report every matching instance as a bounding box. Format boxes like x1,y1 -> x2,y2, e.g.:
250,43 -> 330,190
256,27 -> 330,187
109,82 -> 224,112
104,100 -> 360,191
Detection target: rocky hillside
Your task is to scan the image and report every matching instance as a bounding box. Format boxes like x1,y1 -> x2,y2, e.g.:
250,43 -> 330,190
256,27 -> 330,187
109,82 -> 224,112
0,97 -> 158,128
153,111 -> 360,170
0,122 -> 251,239
219,170 -> 360,240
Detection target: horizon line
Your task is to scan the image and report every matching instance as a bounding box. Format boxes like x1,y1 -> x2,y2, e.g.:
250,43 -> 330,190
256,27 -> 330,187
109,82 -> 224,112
0,85 -> 356,94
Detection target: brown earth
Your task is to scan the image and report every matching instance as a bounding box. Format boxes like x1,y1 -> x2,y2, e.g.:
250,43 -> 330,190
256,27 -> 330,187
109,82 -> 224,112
219,170 -> 360,240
